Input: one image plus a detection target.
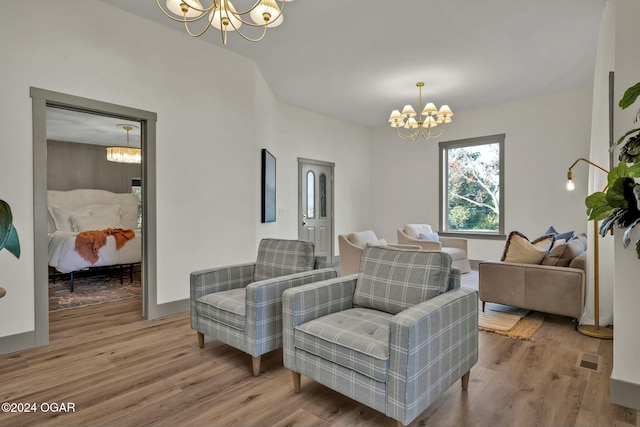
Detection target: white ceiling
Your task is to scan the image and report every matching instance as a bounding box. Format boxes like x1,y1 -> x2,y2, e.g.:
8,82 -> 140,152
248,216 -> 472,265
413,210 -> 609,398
47,107 -> 141,147
50,0 -> 606,143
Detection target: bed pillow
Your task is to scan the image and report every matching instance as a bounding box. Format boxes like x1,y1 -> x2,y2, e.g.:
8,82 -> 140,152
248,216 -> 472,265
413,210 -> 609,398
70,214 -> 122,232
48,206 -> 91,232
88,204 -> 122,218
501,231 -> 554,264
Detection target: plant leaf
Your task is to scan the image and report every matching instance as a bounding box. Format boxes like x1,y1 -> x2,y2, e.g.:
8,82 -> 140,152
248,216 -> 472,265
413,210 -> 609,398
586,192 -> 615,220
619,82 -> 640,109
4,225 -> 20,259
628,162 -> 640,178
616,128 -> 640,146
608,162 -> 629,188
636,239 -> 640,259
605,178 -> 629,209
622,218 -> 640,248
599,211 -> 621,236
0,200 -> 13,252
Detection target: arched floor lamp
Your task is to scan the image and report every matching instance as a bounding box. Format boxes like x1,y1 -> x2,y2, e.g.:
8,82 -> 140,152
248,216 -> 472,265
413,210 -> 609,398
566,157 -> 614,339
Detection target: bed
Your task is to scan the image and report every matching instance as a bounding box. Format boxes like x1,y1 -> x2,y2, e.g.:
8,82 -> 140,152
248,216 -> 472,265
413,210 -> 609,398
47,189 -> 142,291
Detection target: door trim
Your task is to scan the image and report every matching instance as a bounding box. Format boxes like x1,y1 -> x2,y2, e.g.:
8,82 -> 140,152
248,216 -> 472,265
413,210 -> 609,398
297,158 -> 335,263
29,87 -> 158,349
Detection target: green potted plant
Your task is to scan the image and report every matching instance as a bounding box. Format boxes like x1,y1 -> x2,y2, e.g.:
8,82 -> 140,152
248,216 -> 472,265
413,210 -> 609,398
586,81 -> 640,258
0,199 -> 20,259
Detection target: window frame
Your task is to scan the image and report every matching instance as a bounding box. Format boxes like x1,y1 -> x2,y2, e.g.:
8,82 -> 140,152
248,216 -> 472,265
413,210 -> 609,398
438,134 -> 505,239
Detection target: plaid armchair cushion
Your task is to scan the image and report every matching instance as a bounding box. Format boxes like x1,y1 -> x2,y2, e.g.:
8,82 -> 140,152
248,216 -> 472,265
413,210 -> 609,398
254,238 -> 316,281
353,246 -> 452,314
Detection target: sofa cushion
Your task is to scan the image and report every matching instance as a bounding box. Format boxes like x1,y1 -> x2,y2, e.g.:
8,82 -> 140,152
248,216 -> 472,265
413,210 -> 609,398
570,233 -> 588,252
348,230 -> 379,247
545,225 -> 575,242
365,238 -> 388,247
501,231 -> 554,264
541,238 -> 585,267
403,224 -> 433,239
354,246 -> 451,314
294,308 -> 392,382
442,247 -> 466,262
197,288 -> 246,330
254,239 -> 315,281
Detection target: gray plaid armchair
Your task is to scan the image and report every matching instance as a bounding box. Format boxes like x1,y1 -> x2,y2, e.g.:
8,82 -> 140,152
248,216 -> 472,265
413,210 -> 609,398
190,238 -> 337,376
282,246 -> 478,426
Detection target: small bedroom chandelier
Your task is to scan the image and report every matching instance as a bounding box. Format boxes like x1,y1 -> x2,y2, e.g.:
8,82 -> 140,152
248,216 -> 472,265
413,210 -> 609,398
106,125 -> 141,164
388,82 -> 454,141
156,0 -> 294,45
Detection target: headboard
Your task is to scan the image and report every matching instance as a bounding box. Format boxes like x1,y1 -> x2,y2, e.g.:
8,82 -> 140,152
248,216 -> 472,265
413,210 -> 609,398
47,189 -> 139,233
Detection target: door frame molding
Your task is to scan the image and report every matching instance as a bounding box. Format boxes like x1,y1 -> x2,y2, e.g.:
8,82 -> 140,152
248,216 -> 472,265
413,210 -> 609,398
29,87 -> 158,349
297,157 -> 335,263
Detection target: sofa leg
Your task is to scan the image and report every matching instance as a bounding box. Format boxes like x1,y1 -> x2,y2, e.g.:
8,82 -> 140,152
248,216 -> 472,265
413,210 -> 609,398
481,301 -> 485,312
252,356 -> 261,376
197,332 -> 204,348
292,371 -> 301,393
461,371 -> 470,390
574,318 -> 579,331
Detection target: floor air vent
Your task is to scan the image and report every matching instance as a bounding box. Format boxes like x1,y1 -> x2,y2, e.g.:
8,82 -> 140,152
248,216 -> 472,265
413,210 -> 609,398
577,352 -> 601,372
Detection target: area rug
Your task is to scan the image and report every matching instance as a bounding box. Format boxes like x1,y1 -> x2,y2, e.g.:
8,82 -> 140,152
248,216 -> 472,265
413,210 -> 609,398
49,271 -> 141,311
479,303 -> 545,341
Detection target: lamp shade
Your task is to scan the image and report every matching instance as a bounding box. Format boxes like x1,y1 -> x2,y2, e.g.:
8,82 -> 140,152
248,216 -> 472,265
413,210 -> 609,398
210,1 -> 242,31
405,117 -> 418,129
422,102 -> 438,116
249,0 -> 283,27
389,110 -> 402,121
166,0 -> 204,17
401,105 -> 417,117
424,116 -> 438,128
438,105 -> 453,116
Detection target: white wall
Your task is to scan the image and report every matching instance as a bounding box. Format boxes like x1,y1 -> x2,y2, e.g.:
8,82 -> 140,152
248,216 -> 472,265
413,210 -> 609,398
255,102 -> 373,256
610,0 -> 640,410
0,1 -> 372,340
370,84 -> 593,261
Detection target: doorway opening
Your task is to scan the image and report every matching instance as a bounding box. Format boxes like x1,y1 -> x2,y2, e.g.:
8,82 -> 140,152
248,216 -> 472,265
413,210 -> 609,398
46,106 -> 144,313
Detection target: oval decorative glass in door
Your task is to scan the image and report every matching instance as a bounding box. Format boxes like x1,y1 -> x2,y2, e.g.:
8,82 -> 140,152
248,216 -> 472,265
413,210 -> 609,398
306,171 -> 315,218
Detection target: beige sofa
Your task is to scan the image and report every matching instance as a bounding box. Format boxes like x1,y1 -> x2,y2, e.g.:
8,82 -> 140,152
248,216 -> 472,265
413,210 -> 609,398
478,237 -> 587,323
397,224 -> 471,273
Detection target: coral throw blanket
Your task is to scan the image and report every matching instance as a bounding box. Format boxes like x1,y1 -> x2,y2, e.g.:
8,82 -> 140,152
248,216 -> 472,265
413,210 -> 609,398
75,228 -> 136,264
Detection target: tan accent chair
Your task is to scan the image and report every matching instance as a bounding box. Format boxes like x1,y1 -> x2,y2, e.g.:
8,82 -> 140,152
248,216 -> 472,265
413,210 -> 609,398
338,231 -> 420,276
397,224 -> 471,273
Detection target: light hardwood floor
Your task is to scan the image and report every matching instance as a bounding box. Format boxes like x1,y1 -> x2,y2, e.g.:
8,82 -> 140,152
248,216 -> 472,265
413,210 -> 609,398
1,279 -> 637,427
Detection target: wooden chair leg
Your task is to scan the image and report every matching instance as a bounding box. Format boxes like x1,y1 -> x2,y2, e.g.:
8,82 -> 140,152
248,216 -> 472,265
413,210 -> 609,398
252,356 -> 261,376
461,371 -> 470,390
197,332 -> 204,348
292,371 -> 301,393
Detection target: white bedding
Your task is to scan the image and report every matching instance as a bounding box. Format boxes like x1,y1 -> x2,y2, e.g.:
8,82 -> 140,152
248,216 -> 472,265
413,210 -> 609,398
47,189 -> 142,274
48,230 -> 141,274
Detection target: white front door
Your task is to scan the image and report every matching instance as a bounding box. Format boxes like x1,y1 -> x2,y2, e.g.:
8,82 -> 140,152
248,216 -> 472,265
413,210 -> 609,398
298,158 -> 334,263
